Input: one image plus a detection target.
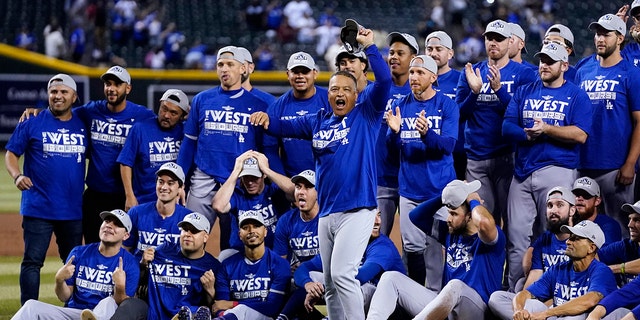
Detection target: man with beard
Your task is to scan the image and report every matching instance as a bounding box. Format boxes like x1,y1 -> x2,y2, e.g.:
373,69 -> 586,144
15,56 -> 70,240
122,162 -> 192,261
489,220 -> 616,320
385,55 -> 458,290
490,186 -> 574,301
212,151 -> 294,259
212,211 -> 290,319
267,52 -> 329,177
376,32 -> 418,238
6,74 -> 88,305
503,43 -> 592,291
117,89 -> 190,210
238,46 -> 277,107
366,180 -> 506,320
572,176 -> 622,243
577,14 -> 640,239
81,66 -> 156,243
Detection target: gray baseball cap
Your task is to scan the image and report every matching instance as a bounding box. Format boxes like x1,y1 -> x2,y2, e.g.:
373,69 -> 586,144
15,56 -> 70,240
291,169 -> 316,186
534,42 -> 569,62
100,209 -> 133,232
631,0 -> 640,17
217,46 -> 245,63
483,20 -> 511,38
509,23 -> 528,53
572,176 -> 600,197
335,45 -> 368,65
237,47 -> 253,64
409,55 -> 439,86
386,32 -> 419,53
621,200 -> 640,214
287,52 -> 317,70
238,157 -> 262,178
156,162 -> 186,186
101,66 -> 131,84
442,180 -> 481,208
560,220 -> 605,248
160,89 -> 190,113
48,74 -> 77,92
546,186 -> 575,206
178,212 -> 211,234
589,13 -> 627,36
238,210 -> 265,227
426,31 -> 453,50
545,24 -> 575,47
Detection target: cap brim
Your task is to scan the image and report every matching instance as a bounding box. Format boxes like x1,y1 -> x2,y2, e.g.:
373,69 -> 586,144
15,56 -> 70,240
239,170 -> 262,178
288,64 -> 313,70
177,221 -> 206,232
468,180 -> 481,193
100,73 -> 125,83
239,218 -> 264,227
622,203 -> 640,214
483,31 -> 509,38
291,175 -> 314,186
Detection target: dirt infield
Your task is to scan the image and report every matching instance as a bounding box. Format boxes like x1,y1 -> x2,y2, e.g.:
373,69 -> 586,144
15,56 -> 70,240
0,214 -> 402,257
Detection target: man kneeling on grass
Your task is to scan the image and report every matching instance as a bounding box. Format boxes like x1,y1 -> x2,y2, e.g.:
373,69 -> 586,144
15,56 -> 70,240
11,210 -> 140,320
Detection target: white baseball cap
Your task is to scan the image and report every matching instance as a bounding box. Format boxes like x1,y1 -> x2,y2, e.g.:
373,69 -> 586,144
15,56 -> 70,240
483,19 -> 512,38
534,42 -> 569,63
546,186 -> 575,205
101,66 -> 131,84
48,74 -> 77,92
238,211 -> 265,227
589,13 -> 627,36
287,52 -> 317,70
560,220 -> 605,248
426,31 -> 453,50
178,212 -> 211,234
100,209 -> 133,232
291,170 -> 316,186
217,46 -> 245,63
386,32 -> 419,53
631,0 -> 640,17
409,55 -> 439,85
160,89 -> 190,113
442,180 -> 481,208
621,200 -> 640,214
509,23 -> 528,53
155,162 -> 186,186
238,157 -> 262,178
572,177 -> 600,197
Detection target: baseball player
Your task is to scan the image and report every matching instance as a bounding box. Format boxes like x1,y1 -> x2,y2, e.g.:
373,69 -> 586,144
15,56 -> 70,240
11,210 -> 140,319
426,30 -> 465,180
597,200 -> 640,287
489,220 -> 617,320
375,32 -> 418,236
273,170 -> 320,267
177,45 -> 281,249
250,22 -> 391,320
212,151 -> 294,257
502,42 -> 592,290
367,180 -> 506,319
386,55 -> 458,289
122,162 -> 192,261
80,66 -> 156,243
576,13 -> 640,238
543,24 -> 581,83
617,2 -> 640,67
212,211 -> 291,319
267,52 -> 329,177
508,23 -> 537,70
572,177 -> 623,243
117,89 -> 189,210
5,74 -> 87,305
586,277 -> 640,320
456,19 -> 537,229
106,212 -> 220,320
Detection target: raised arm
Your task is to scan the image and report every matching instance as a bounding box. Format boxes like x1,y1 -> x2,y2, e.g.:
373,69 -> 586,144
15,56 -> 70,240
252,151 -> 294,202
211,151 -> 253,213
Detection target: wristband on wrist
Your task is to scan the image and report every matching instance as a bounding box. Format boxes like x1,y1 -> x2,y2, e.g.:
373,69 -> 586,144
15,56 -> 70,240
621,262 -> 626,275
14,174 -> 23,183
469,199 -> 481,211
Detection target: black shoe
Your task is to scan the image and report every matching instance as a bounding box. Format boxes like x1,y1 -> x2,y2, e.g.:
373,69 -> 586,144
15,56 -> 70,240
340,19 -> 361,53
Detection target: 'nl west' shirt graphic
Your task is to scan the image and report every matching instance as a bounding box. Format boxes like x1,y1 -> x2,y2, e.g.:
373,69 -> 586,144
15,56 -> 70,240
273,208 -> 320,264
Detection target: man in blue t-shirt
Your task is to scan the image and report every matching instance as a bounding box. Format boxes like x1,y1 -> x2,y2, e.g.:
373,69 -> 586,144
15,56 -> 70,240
503,43 -> 592,290
6,74 -> 88,305
212,151 -> 294,258
250,22 -> 391,320
212,211 -> 291,319
577,14 -> 640,239
122,162 -> 192,261
489,220 -> 616,320
597,200 -> 640,287
238,46 -> 277,107
543,24 -> 581,83
117,89 -> 190,209
508,23 -> 537,70
11,210 -> 139,319
367,180 -> 506,319
572,177 -> 623,243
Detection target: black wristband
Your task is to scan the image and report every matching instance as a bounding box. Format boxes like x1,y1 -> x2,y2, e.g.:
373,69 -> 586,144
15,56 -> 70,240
14,174 -> 23,183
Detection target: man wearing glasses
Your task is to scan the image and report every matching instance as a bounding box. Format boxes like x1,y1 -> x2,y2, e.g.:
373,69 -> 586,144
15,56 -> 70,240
571,177 -> 622,243
489,219 -> 617,320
